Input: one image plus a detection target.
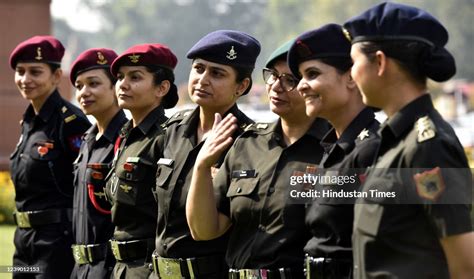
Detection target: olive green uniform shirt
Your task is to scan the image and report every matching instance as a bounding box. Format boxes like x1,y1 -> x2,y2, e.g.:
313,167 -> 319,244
155,104 -> 253,258
106,106 -> 167,241
353,95 -> 472,278
214,118 -> 329,269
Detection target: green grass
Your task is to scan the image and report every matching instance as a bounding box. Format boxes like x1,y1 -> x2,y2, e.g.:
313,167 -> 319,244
0,225 -> 15,279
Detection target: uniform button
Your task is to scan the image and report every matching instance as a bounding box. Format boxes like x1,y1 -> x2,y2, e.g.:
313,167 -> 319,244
258,224 -> 266,232
236,187 -> 242,193
163,243 -> 167,249
268,187 -> 275,194
177,179 -> 184,185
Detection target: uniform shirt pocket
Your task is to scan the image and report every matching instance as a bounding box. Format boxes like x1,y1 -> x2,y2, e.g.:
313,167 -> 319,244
114,157 -> 155,205
155,159 -> 174,190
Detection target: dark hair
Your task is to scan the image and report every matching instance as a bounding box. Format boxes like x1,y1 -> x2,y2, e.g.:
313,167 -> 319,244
231,65 -> 254,95
47,63 -> 61,73
319,57 -> 353,75
358,41 -> 428,84
145,65 -> 178,109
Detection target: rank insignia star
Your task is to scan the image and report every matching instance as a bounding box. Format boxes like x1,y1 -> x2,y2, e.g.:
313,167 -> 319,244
358,128 -> 370,140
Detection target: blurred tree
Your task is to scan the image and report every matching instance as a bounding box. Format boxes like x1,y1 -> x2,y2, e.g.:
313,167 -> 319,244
55,0 -> 474,91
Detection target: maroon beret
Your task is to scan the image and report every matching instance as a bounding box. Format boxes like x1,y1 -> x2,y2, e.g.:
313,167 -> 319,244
9,35 -> 65,69
110,43 -> 177,76
70,48 -> 118,84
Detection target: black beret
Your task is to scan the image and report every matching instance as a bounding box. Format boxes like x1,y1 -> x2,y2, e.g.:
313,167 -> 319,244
186,30 -> 261,69
70,48 -> 118,84
343,2 -> 455,81
265,39 -> 294,69
287,23 -> 351,77
111,43 -> 179,109
9,35 -> 65,69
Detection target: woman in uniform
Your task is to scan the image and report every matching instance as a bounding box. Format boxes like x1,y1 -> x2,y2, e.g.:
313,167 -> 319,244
343,2 -> 474,278
9,35 -> 91,278
153,30 -> 260,278
185,41 -> 329,278
287,23 -> 380,278
69,48 -> 127,278
104,43 -> 178,278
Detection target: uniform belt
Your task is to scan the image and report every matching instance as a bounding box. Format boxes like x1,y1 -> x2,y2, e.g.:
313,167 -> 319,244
305,255 -> 352,279
71,243 -> 108,265
13,208 -> 72,228
152,253 -> 224,278
228,268 -> 302,279
109,238 -> 154,262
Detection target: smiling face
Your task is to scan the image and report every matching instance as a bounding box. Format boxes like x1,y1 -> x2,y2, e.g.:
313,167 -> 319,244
14,62 -> 60,104
297,59 -> 350,120
265,60 -> 306,119
75,68 -> 117,118
188,58 -> 248,112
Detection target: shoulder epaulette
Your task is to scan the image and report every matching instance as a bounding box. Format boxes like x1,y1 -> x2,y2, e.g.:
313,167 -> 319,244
416,116 -> 437,142
161,109 -> 193,128
60,105 -> 78,124
243,122 -> 270,133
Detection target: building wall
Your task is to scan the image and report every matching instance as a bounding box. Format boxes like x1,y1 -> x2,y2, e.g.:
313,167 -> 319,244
0,0 -> 73,170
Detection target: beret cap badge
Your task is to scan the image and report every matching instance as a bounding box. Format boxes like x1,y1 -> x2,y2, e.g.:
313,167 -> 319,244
35,47 -> 43,60
96,51 -> 108,65
128,54 -> 140,63
342,27 -> 352,42
226,46 -> 237,60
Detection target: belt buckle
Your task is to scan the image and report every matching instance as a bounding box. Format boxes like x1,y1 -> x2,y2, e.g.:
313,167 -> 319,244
157,257 -> 182,279
71,245 -> 89,265
15,211 -> 31,228
241,269 -> 263,279
109,240 -> 122,261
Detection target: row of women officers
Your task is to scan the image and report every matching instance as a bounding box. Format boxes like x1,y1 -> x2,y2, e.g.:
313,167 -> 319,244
8,2 -> 474,279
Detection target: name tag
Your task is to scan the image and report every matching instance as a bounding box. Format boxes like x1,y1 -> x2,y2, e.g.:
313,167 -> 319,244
157,158 -> 174,166
232,169 -> 256,178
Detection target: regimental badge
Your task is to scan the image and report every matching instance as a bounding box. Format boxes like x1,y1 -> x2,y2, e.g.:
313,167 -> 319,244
96,51 -> 107,65
120,184 -> 132,193
35,47 -> 43,60
226,46 -> 237,60
416,116 -> 436,142
128,54 -> 140,63
414,167 -> 445,201
342,27 -> 352,42
61,106 -> 68,113
358,128 -> 370,141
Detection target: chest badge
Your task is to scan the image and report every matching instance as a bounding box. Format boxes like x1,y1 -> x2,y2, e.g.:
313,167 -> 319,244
120,184 -> 132,193
37,142 -> 54,157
